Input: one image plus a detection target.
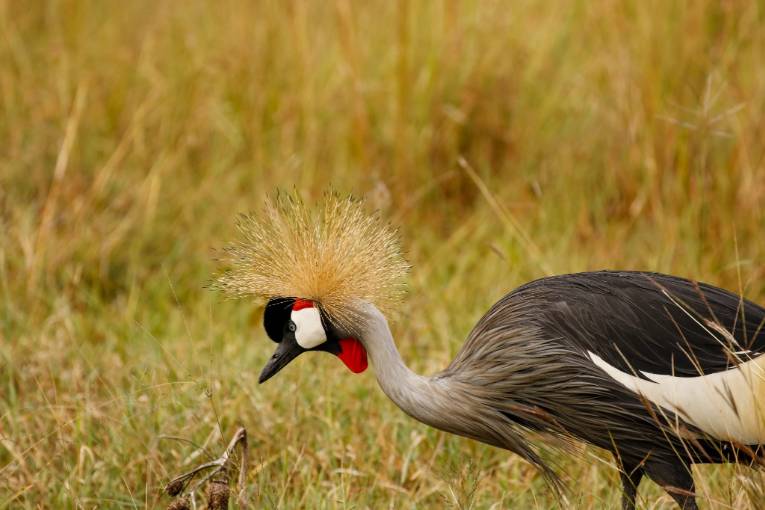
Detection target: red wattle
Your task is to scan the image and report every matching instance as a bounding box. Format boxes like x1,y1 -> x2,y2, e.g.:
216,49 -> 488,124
337,338 -> 368,374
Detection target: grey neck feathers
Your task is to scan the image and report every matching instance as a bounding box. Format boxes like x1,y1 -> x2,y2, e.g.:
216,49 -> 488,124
357,303 -> 464,432
355,303 -> 562,488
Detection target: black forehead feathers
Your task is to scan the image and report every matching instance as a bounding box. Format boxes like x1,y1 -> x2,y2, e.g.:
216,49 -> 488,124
263,297 -> 295,342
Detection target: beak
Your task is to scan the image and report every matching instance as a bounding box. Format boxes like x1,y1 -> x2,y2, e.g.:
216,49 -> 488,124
258,336 -> 304,384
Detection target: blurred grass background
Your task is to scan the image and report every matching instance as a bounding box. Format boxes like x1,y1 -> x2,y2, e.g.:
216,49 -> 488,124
1,0 -> 765,508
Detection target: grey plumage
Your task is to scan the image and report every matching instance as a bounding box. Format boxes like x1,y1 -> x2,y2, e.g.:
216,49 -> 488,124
231,196 -> 762,508
353,272 -> 765,510
255,266 -> 764,509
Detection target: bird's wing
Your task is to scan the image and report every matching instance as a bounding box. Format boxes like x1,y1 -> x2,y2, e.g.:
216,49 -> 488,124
522,271 -> 765,378
517,271 -> 765,444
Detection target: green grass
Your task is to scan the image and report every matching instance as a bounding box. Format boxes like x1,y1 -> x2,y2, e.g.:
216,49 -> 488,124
2,0 -> 765,507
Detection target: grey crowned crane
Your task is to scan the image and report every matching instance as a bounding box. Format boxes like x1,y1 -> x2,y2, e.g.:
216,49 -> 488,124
215,194 -> 765,510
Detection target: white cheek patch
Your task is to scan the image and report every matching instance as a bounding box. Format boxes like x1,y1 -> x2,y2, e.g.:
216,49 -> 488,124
292,307 -> 327,349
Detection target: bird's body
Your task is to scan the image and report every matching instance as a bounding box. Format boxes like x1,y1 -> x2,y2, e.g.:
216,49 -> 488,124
406,271 -> 764,509
353,271 -> 764,509
219,196 -> 764,509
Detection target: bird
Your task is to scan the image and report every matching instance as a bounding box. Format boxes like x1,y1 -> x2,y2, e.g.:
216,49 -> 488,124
214,193 -> 765,510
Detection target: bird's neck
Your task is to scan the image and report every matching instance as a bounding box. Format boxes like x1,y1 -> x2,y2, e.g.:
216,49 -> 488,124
356,304 -> 560,487
358,305 -> 460,431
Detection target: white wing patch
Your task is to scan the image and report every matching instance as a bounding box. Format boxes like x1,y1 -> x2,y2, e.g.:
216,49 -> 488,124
292,307 -> 327,349
588,351 -> 765,444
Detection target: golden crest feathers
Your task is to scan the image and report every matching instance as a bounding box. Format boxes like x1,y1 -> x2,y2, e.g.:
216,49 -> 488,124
213,191 -> 409,332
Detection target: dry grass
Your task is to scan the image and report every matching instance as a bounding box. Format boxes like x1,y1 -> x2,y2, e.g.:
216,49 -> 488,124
1,0 -> 765,508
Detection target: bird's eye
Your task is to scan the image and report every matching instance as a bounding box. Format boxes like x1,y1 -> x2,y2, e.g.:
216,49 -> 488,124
287,321 -> 296,333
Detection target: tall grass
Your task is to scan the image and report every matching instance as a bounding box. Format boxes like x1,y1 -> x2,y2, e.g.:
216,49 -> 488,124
1,0 -> 764,507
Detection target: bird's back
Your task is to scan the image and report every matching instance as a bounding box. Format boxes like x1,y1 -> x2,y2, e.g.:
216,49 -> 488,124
445,270 -> 765,458
513,271 -> 765,375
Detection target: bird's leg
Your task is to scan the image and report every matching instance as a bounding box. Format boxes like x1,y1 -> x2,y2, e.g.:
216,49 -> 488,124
645,463 -> 698,510
618,465 -> 643,510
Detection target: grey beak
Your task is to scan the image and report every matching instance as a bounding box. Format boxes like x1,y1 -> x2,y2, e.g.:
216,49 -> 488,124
258,337 -> 304,384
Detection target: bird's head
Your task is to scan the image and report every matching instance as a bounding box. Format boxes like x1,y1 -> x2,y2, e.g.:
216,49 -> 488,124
257,297 -> 369,383
212,191 -> 408,383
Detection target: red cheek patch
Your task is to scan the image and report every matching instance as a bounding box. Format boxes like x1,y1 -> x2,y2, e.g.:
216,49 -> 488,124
292,299 -> 314,311
337,338 -> 368,374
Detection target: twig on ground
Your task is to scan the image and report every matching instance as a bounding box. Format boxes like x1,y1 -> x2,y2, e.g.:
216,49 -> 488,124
164,427 -> 250,510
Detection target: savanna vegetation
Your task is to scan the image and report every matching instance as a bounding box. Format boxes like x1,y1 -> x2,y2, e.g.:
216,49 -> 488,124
1,1 -> 765,508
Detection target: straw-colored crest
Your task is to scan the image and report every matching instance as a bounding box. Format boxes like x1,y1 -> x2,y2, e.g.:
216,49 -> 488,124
213,192 -> 409,333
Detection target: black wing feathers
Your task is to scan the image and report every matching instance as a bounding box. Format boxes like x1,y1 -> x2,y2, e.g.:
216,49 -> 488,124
513,271 -> 765,377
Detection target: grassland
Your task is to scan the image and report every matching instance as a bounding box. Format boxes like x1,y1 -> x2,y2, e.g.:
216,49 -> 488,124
2,0 -> 765,508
